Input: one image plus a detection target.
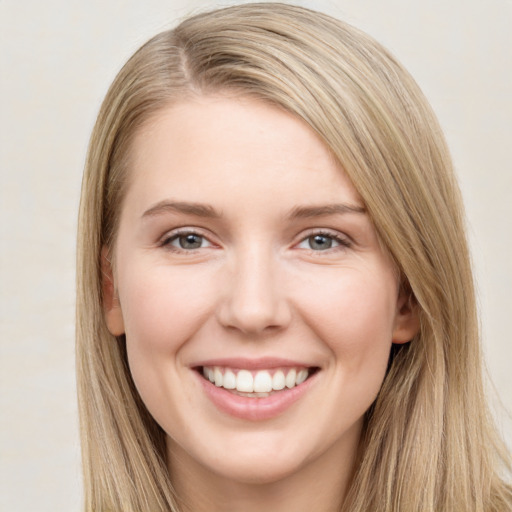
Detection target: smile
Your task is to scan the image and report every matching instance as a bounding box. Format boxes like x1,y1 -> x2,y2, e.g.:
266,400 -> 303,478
193,359 -> 320,420
201,366 -> 314,396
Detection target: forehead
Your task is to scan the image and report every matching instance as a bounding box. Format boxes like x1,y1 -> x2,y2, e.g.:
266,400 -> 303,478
124,95 -> 363,216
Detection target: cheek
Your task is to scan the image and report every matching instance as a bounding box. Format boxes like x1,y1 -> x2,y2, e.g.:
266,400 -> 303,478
296,265 -> 397,339
116,263 -> 219,415
118,262 -> 218,353
293,265 -> 397,387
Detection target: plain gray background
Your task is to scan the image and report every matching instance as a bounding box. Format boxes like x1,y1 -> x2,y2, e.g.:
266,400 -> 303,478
1,1 -> 511,510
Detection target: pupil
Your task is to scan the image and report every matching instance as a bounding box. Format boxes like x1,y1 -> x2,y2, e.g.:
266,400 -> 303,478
180,234 -> 202,249
310,235 -> 332,250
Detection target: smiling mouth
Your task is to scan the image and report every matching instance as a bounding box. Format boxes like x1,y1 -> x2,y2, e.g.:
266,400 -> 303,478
197,366 -> 319,397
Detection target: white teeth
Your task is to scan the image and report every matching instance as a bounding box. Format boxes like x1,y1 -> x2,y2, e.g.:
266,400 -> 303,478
285,369 -> 296,389
296,369 -> 308,385
223,369 -> 236,389
272,370 -> 285,390
214,367 -> 223,387
236,370 -> 254,392
253,371 -> 272,393
202,366 -> 312,393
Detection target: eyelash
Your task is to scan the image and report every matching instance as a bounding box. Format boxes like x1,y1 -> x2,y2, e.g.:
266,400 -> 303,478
297,230 -> 352,253
160,228 -> 213,253
159,228 -> 352,254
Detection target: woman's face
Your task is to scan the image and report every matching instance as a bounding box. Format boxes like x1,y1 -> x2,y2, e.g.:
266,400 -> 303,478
105,95 -> 417,488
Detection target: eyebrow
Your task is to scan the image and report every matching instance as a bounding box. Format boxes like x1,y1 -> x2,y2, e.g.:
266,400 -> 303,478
287,203 -> 366,219
142,200 -> 221,219
141,200 -> 366,221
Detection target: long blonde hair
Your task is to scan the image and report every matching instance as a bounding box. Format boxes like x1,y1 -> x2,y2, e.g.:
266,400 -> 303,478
77,3 -> 511,511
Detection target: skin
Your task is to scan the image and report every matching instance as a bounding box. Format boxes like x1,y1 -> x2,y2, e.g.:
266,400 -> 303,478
103,95 -> 419,512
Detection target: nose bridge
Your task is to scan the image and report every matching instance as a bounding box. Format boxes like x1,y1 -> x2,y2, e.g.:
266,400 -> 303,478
218,243 -> 290,335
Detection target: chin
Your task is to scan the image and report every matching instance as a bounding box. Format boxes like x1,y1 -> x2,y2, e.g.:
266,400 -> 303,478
208,453 -> 307,486
168,431 -> 313,486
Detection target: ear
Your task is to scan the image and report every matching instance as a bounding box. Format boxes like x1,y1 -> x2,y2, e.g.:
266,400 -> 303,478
392,285 -> 420,344
101,246 -> 125,336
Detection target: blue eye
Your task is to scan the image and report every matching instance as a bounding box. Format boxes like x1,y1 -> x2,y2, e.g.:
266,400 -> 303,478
297,233 -> 348,251
165,232 -> 211,250
308,234 -> 336,250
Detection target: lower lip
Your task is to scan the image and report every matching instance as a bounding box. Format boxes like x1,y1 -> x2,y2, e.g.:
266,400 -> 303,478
195,370 -> 318,421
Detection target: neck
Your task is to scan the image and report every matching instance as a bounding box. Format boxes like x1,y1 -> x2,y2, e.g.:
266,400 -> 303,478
167,424 -> 362,512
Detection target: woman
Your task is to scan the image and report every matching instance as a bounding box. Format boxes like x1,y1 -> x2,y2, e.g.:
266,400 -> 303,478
76,3 -> 512,511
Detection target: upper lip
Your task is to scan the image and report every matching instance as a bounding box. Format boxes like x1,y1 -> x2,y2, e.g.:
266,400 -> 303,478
191,357 -> 316,370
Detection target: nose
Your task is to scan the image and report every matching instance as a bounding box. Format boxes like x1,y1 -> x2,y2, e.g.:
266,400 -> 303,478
216,247 -> 292,336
